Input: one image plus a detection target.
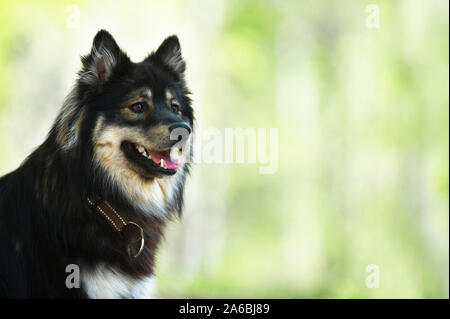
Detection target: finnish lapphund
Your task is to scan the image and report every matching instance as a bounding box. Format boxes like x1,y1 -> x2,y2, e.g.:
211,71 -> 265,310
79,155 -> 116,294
0,30 -> 193,298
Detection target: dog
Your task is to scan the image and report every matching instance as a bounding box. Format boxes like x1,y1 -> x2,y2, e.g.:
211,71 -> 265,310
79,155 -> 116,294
0,30 -> 193,298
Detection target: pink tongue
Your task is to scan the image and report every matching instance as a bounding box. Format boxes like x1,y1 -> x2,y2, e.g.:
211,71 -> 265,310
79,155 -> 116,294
163,158 -> 179,169
147,150 -> 179,170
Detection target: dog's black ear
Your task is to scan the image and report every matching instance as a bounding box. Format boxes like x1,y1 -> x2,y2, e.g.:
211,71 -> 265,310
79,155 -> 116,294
80,30 -> 128,85
148,35 -> 185,74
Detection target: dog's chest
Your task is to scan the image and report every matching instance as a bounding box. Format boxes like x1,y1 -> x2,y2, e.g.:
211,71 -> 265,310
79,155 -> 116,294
81,264 -> 156,299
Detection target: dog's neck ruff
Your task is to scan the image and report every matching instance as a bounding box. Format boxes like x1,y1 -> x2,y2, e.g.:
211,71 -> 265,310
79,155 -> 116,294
87,195 -> 144,258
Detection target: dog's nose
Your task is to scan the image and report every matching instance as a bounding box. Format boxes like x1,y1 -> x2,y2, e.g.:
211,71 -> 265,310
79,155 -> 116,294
169,123 -> 192,135
168,123 -> 191,146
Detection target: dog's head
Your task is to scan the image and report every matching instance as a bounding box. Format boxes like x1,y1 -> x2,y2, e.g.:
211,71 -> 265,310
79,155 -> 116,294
54,30 -> 193,217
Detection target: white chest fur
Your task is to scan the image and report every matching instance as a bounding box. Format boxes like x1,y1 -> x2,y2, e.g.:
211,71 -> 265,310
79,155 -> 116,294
82,264 -> 156,299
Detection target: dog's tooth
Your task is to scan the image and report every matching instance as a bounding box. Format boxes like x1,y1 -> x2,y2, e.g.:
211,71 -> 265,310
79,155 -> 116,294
137,146 -> 145,153
160,159 -> 165,168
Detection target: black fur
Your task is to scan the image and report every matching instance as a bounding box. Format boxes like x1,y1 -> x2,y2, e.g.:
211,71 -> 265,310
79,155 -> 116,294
0,30 -> 193,298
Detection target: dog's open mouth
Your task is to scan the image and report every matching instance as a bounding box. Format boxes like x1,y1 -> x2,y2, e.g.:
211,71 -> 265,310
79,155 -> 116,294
134,144 -> 180,169
121,141 -> 180,176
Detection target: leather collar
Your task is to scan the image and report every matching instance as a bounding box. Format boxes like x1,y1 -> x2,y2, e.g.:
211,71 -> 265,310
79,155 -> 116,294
87,195 -> 144,258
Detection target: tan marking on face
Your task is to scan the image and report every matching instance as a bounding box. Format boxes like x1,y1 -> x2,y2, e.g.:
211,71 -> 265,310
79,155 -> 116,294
165,89 -> 174,101
146,124 -> 171,149
165,88 -> 181,115
91,123 -> 183,217
166,89 -> 180,106
90,111 -> 192,216
121,87 -> 154,120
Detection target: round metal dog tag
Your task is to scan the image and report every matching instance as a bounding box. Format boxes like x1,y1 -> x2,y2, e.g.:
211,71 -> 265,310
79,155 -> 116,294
122,221 -> 144,258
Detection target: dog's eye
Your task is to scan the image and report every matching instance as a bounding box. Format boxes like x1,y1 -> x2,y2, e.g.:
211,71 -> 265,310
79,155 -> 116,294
130,103 -> 145,113
171,103 -> 180,113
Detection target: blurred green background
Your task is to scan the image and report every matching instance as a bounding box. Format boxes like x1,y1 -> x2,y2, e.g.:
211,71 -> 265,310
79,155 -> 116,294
0,0 -> 448,298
